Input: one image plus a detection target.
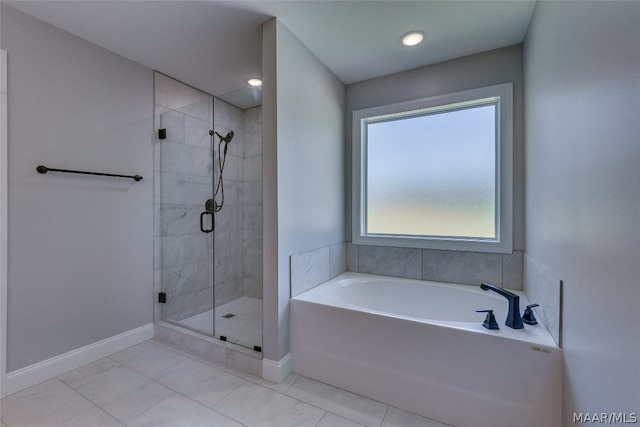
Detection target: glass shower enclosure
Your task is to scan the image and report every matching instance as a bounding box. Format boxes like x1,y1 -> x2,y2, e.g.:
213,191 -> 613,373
154,72 -> 262,351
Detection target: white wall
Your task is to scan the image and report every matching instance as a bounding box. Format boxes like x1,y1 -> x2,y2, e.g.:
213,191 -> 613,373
1,5 -> 154,372
262,19 -> 345,362
524,2 -> 640,424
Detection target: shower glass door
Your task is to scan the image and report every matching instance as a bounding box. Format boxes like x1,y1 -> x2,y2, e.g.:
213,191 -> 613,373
155,73 -> 263,352
156,73 -> 216,337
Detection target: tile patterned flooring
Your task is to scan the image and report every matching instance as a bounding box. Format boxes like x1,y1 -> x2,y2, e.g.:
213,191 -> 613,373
0,340 -> 449,427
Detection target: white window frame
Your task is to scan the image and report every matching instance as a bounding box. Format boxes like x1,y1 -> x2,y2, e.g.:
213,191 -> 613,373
352,83 -> 513,253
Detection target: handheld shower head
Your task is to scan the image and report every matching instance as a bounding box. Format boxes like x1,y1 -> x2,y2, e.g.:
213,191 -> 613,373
210,130 -> 234,143
209,129 -> 235,212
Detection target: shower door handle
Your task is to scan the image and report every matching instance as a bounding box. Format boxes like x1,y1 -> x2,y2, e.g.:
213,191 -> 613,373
200,211 -> 213,233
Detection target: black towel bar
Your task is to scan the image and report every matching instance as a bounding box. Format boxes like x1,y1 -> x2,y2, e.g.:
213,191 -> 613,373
36,165 -> 142,181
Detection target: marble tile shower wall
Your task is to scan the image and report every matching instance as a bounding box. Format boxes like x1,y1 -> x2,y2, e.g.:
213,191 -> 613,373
243,106 -> 263,300
155,74 -> 215,322
212,100 -> 263,305
212,99 -> 245,307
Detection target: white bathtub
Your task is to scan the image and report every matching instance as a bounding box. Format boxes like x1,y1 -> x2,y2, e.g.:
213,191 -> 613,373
290,272 -> 561,427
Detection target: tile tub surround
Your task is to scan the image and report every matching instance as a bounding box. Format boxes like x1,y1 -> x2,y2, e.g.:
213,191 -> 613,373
347,243 -> 524,290
290,242 -> 347,297
0,339 -> 450,427
523,253 -> 562,346
292,241 -> 522,299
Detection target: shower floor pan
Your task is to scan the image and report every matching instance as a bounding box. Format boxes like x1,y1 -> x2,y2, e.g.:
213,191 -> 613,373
171,296 -> 262,350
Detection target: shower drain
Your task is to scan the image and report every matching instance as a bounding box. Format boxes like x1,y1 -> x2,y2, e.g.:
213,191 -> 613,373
222,313 -> 236,319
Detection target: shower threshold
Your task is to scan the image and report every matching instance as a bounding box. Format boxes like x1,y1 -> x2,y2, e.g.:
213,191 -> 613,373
154,321 -> 263,379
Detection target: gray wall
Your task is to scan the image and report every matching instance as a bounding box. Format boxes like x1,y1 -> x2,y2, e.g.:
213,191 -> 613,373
346,45 -> 525,252
263,19 -> 345,362
2,5 -> 154,371
524,2 -> 640,424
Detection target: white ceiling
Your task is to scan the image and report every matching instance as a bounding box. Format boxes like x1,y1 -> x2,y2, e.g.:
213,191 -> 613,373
4,0 -> 536,108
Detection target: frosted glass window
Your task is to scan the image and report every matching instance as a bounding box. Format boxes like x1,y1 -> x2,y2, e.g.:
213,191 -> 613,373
366,104 -> 496,238
353,83 -> 513,253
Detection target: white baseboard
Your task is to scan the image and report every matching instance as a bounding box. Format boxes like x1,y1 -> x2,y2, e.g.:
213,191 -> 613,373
262,353 -> 292,384
2,323 -> 154,397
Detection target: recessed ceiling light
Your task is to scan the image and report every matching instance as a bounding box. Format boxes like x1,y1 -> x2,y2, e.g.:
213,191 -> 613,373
247,78 -> 262,87
401,31 -> 424,47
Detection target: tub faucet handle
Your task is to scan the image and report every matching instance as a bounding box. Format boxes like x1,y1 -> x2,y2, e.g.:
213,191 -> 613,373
523,304 -> 539,325
476,309 -> 500,330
